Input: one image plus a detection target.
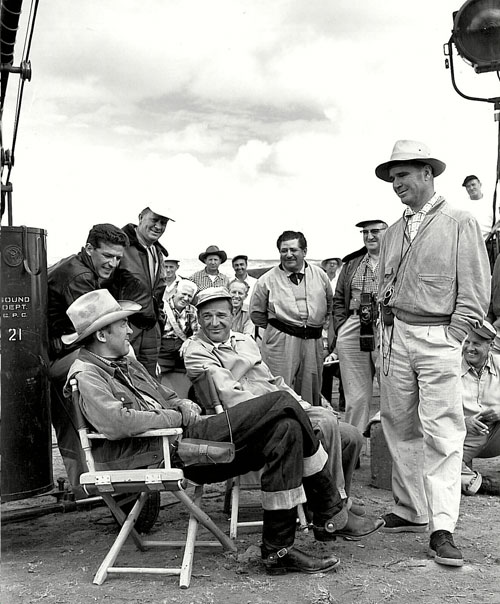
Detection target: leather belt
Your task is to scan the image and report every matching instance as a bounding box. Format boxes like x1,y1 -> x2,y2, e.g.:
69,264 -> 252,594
349,309 -> 359,316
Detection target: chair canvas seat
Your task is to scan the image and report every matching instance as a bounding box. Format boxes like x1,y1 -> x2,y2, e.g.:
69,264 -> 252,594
80,468 -> 186,495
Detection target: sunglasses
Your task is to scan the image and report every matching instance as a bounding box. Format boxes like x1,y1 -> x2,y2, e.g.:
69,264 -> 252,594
360,228 -> 387,236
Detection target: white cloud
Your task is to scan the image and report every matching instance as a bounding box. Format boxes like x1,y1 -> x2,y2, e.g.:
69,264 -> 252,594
2,0 -> 498,266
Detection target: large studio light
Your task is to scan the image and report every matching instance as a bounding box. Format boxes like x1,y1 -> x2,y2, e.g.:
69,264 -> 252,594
452,0 -> 500,73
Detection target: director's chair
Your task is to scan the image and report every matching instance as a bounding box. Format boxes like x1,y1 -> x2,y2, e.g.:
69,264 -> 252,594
191,369 -> 308,539
69,378 -> 236,588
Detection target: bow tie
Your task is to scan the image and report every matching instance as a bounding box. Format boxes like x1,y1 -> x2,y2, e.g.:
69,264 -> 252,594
289,272 -> 304,285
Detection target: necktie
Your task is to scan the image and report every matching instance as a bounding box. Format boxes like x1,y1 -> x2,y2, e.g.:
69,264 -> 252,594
289,272 -> 304,285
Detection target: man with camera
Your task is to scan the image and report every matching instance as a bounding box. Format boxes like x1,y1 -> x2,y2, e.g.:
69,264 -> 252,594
376,140 -> 490,567
332,219 -> 387,434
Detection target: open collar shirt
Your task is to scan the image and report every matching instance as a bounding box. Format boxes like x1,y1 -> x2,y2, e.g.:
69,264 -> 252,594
460,352 -> 500,419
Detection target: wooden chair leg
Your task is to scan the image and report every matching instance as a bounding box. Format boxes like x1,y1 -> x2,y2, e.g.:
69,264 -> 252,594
229,477 -> 241,539
179,485 -> 203,589
103,493 -> 146,550
174,489 -> 236,553
93,492 -> 148,585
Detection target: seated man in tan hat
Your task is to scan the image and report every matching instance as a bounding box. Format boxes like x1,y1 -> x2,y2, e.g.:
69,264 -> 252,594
376,139 -> 490,567
115,206 -> 175,376
189,245 -> 230,292
183,287 -> 385,538
460,320 -> 500,496
63,289 -> 375,575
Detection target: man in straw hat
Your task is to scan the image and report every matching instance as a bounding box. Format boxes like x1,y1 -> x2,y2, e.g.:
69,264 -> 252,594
63,289 -> 372,575
376,140 -> 491,566
115,206 -> 175,376
460,320 -> 500,496
189,245 -> 230,292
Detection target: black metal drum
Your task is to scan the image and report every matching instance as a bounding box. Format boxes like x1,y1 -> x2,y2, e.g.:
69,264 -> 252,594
1,225 -> 53,501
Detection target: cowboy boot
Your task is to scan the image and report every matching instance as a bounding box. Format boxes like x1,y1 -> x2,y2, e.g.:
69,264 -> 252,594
261,508 -> 339,575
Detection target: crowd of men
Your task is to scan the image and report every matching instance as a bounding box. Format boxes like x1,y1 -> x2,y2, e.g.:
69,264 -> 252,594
48,139 -> 499,575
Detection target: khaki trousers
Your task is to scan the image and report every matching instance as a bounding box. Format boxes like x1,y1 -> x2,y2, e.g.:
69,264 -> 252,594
380,319 -> 465,533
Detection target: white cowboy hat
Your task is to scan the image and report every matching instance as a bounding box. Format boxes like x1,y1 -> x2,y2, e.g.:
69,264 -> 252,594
61,289 -> 141,345
375,140 -> 446,182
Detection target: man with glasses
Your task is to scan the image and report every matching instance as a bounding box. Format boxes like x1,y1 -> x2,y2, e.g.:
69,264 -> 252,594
332,220 -> 387,435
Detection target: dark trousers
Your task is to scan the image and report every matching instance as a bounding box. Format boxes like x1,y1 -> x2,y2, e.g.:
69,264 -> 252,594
184,390 -> 343,550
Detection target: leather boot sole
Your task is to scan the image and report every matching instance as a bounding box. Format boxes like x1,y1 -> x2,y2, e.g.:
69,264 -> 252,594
428,548 -> 464,567
265,557 -> 340,575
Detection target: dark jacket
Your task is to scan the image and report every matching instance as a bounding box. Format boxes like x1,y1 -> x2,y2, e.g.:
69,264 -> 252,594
332,246 -> 367,334
114,223 -> 168,330
47,249 -> 119,360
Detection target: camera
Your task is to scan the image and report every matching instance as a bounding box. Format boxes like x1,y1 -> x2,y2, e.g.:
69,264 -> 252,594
359,292 -> 378,351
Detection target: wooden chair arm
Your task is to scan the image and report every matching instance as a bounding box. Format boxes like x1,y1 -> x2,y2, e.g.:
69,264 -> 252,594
87,428 -> 183,440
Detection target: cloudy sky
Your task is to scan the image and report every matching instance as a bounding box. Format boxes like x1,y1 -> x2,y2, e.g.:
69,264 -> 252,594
2,0 -> 499,264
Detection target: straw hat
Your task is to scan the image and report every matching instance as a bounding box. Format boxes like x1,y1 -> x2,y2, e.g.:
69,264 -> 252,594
375,140 -> 446,182
61,289 -> 141,345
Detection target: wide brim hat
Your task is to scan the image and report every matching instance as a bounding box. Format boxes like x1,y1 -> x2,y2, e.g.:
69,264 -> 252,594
61,289 -> 141,346
321,257 -> 342,269
375,140 -> 446,182
194,286 -> 232,309
141,206 -> 176,222
355,219 -> 388,228
198,245 -> 227,264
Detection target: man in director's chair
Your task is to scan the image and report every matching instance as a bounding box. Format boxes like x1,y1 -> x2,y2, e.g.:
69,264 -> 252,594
62,288 -> 368,576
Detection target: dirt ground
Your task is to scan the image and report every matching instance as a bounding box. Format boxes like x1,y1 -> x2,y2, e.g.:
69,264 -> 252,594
2,391 -> 500,604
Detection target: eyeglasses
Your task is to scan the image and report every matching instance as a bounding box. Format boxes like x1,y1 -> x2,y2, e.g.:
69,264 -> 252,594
360,228 -> 387,236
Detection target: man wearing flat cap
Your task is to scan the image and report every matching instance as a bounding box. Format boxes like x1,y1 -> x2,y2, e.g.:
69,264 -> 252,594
332,220 -> 387,435
63,288 -> 375,575
376,139 -> 491,567
115,207 -> 174,376
460,321 -> 500,496
189,245 -> 230,292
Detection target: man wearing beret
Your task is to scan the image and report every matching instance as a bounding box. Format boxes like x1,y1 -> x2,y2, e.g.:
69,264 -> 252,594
376,140 -> 491,566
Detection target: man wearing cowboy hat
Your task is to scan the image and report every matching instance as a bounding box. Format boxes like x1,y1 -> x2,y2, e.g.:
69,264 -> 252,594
115,206 -> 175,376
460,320 -> 500,496
189,245 -> 230,292
376,140 -> 490,566
332,220 -> 387,435
64,288 -> 370,575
